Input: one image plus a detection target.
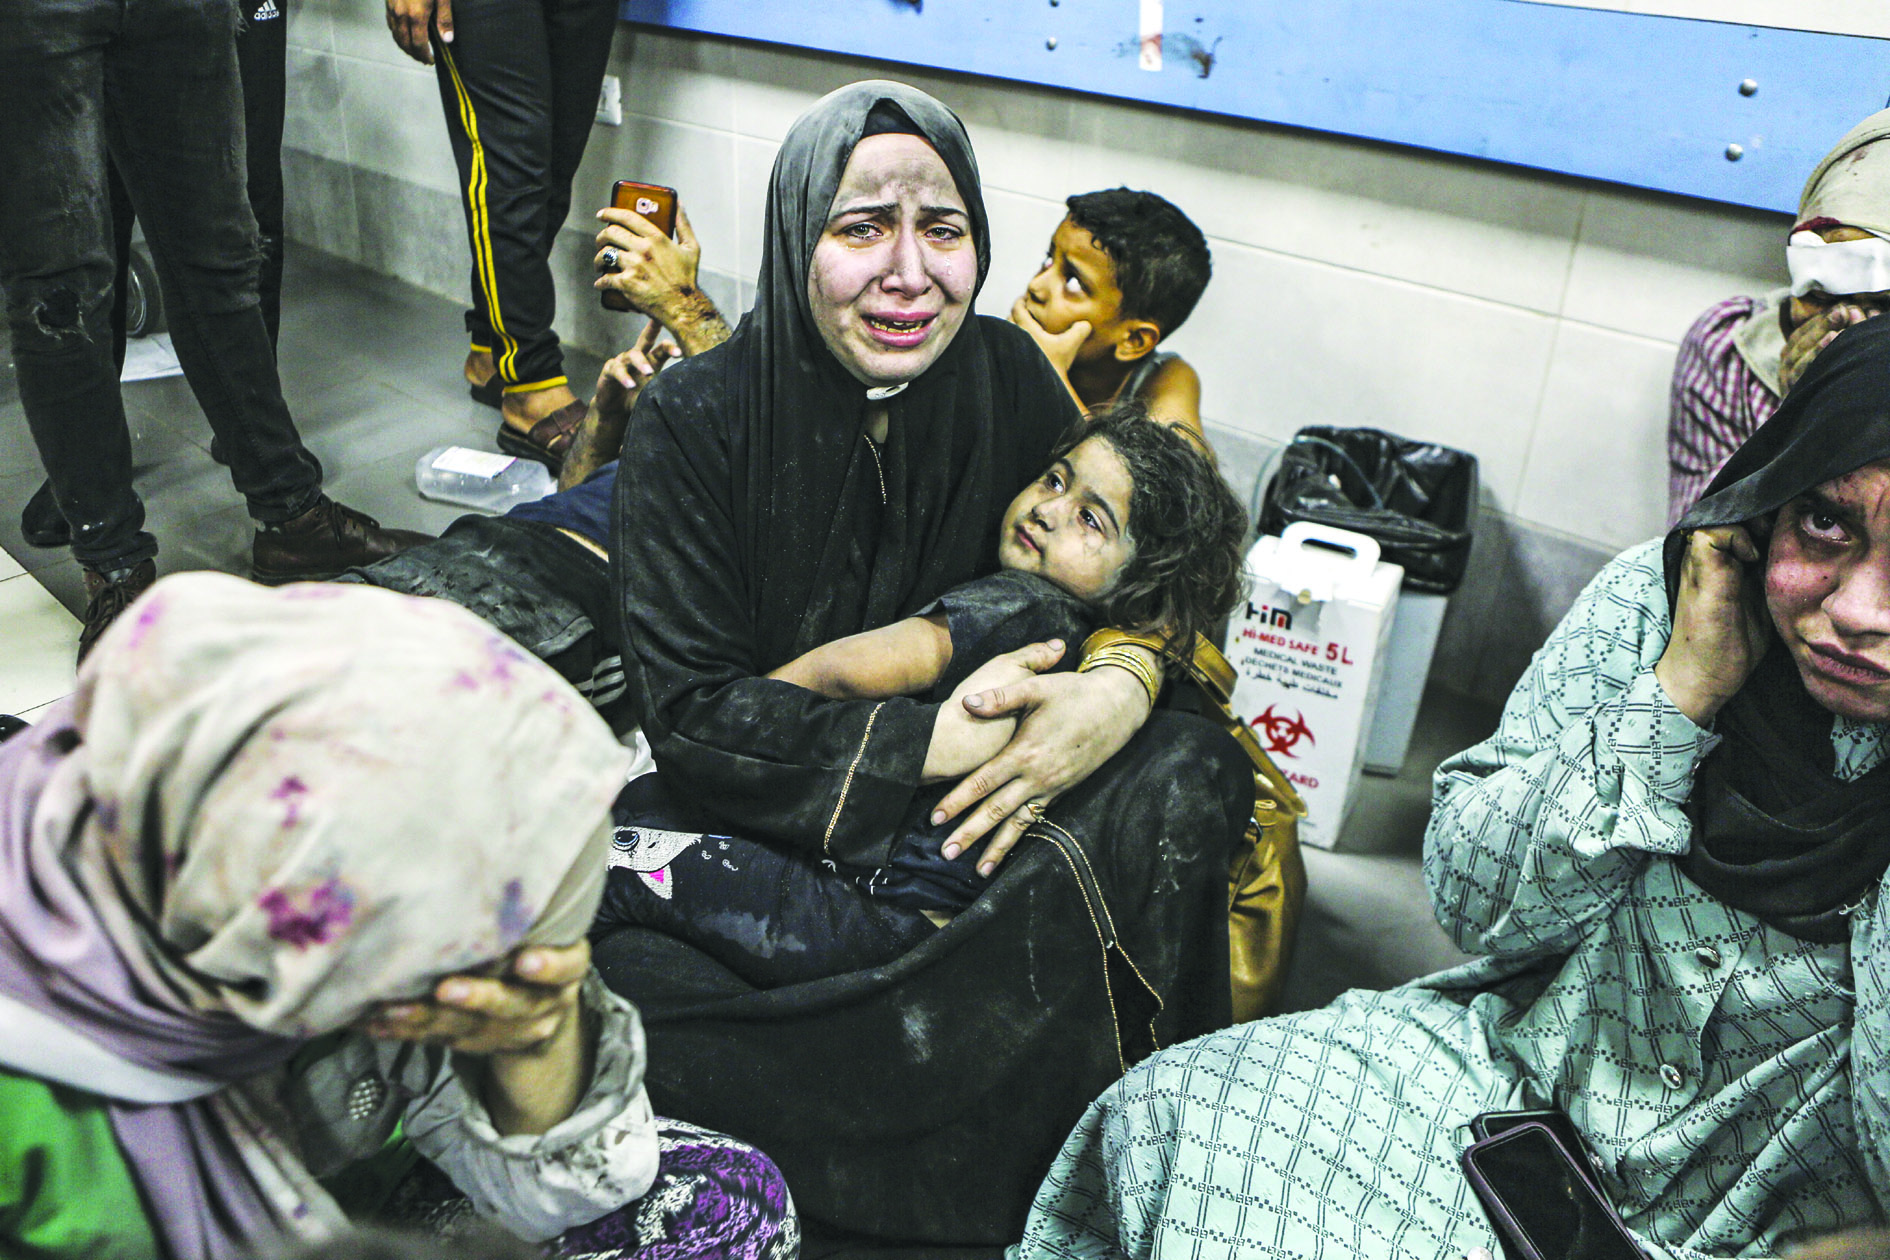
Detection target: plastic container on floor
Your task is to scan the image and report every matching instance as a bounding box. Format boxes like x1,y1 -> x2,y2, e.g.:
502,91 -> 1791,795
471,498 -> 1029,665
1226,522 -> 1404,850
414,445 -> 556,513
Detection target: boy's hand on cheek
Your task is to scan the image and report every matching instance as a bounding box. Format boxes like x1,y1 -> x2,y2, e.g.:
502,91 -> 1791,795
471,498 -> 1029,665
1010,296 -> 1090,374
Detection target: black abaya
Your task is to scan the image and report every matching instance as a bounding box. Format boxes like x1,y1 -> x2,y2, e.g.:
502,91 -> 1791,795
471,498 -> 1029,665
599,81 -> 1250,1249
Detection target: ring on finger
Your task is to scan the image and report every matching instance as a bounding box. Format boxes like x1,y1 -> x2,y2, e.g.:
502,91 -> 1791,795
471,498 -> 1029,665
1020,800 -> 1046,824
599,246 -> 620,272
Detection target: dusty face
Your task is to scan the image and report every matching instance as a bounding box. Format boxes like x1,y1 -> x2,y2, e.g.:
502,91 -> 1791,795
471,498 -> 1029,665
1019,218 -> 1143,367
997,435 -> 1136,601
1787,223 -> 1890,331
1765,459 -> 1890,720
806,133 -> 976,387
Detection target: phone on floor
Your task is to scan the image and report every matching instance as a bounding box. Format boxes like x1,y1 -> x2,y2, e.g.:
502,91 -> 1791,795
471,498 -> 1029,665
602,181 -> 679,311
1462,1122 -> 1643,1260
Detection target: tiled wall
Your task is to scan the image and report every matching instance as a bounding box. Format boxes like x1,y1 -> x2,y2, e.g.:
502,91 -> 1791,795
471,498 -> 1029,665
281,2 -> 1795,705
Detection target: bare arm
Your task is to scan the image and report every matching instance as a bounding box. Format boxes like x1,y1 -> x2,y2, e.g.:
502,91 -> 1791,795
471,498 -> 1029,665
767,614 -> 954,700
1137,356 -> 1208,449
932,641 -> 1159,875
367,943 -> 594,1137
1009,296 -> 1089,411
560,321 -> 680,491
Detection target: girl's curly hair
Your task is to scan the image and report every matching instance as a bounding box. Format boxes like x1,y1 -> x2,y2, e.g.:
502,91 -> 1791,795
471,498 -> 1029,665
1055,402 -> 1249,654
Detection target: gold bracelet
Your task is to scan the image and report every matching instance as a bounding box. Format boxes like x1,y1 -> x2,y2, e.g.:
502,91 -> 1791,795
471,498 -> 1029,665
1082,627 -> 1173,658
1078,647 -> 1162,710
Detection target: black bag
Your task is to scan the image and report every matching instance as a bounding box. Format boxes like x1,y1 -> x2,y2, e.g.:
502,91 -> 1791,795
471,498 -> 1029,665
1259,426 -> 1478,595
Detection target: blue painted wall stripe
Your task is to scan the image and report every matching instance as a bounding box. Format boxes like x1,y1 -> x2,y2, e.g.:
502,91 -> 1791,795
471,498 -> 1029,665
619,0 -> 1890,213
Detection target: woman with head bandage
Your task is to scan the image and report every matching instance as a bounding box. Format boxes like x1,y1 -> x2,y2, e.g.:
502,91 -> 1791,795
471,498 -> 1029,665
1667,108 -> 1890,526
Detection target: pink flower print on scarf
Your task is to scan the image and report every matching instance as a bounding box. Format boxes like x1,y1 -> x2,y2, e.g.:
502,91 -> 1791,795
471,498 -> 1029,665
259,878 -> 356,949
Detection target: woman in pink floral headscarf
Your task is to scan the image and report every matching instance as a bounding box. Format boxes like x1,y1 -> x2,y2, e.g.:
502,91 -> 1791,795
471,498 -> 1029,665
0,573 -> 796,1260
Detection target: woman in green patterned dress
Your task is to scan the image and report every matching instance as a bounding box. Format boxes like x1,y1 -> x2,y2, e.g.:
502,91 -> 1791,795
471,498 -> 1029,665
1014,317 -> 1890,1260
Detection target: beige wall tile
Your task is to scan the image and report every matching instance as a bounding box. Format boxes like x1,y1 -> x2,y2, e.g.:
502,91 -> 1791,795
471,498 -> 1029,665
611,29 -> 740,133
286,0 -> 335,56
569,116 -> 741,283
1179,242 -> 1557,504
1562,185 -> 1790,341
1514,323 -> 1677,546
327,0 -> 421,70
1065,97 -> 1587,314
284,46 -> 349,165
334,55 -> 458,194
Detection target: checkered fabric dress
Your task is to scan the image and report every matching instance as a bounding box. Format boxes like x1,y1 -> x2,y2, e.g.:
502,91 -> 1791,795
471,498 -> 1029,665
1013,543 -> 1890,1260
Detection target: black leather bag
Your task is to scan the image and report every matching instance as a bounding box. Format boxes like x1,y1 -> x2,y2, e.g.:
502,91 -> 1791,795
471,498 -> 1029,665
1259,426 -> 1478,594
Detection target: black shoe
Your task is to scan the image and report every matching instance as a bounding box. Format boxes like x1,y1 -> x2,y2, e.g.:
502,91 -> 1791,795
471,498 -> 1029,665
78,558 -> 157,664
251,496 -> 432,584
21,479 -> 70,548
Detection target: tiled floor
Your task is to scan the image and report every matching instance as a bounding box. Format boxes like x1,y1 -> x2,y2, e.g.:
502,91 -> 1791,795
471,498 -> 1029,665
0,244 -> 603,717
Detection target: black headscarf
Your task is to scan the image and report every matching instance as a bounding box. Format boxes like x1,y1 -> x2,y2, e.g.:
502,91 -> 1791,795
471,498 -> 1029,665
687,79 -> 1061,665
612,81 -> 1078,857
1669,313 -> 1890,942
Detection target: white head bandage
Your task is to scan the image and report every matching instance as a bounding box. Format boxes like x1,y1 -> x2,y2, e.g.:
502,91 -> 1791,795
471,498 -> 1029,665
1788,229 -> 1890,297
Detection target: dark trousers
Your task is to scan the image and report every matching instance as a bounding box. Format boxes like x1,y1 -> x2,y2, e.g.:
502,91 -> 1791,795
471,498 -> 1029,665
594,778 -> 938,989
432,0 -> 618,392
0,0 -> 321,570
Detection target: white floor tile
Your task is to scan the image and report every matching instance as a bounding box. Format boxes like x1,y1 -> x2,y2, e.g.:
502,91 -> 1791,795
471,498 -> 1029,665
0,572 -> 79,716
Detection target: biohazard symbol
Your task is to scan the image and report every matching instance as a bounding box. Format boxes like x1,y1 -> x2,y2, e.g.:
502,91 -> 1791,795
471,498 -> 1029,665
1252,705 -> 1315,758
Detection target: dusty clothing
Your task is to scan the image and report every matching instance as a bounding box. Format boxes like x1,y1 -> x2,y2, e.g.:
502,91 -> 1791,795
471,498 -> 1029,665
597,81 -> 1248,1248
593,569 -> 1097,987
1014,543 -> 1880,1260
0,575 -> 660,1257
1017,313 -> 1890,1260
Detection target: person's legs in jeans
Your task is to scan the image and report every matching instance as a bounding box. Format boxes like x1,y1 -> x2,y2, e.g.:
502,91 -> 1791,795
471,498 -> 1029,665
19,8 -> 289,552
540,0 -> 617,271
0,0 -> 155,579
103,0 -> 322,526
235,0 -> 288,346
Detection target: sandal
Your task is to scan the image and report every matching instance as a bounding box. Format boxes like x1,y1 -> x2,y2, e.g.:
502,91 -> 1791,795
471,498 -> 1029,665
495,400 -> 586,475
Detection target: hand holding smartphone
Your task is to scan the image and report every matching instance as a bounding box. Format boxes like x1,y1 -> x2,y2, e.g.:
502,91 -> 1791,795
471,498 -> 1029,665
600,181 -> 679,312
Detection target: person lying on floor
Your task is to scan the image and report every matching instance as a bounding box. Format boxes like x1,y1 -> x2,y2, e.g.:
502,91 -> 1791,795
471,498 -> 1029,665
1013,314 -> 1890,1260
0,573 -> 796,1260
592,401 -> 1246,988
338,201 -> 724,730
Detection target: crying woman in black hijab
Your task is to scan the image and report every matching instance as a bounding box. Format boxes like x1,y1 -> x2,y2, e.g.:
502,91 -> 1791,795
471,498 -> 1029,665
599,83 -> 1263,1246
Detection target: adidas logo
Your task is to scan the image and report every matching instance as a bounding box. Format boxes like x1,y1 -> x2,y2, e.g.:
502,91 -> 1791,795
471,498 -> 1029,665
252,0 -> 279,19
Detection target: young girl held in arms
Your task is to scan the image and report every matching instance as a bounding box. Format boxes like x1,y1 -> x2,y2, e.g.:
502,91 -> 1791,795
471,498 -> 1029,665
594,402 -> 1248,986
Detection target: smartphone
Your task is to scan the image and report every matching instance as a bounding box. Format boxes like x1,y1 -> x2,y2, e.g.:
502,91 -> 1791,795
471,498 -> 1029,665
1461,1122 -> 1643,1260
1472,1109 -> 1585,1153
602,181 -> 678,312
1472,1108 -> 1605,1201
